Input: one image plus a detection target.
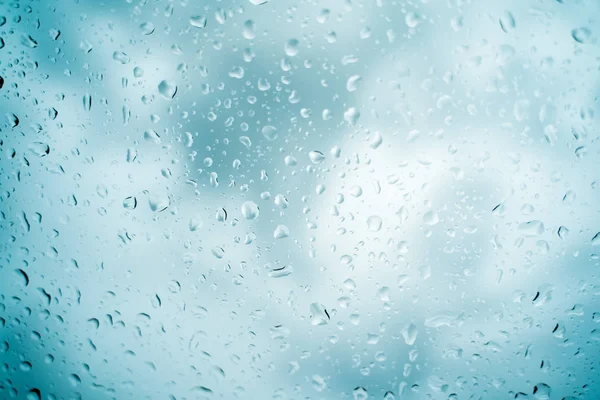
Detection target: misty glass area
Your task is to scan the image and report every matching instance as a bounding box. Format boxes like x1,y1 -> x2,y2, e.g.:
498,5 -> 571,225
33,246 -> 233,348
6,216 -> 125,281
1,0 -> 600,399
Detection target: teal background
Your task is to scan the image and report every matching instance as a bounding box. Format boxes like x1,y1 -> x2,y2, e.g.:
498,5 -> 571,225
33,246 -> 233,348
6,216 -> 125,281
1,0 -> 600,399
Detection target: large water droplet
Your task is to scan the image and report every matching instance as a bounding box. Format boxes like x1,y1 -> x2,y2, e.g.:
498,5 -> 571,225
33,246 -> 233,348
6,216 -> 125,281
310,302 -> 330,325
571,27 -> 591,43
262,125 -> 278,141
268,265 -> 293,278
367,215 -> 382,232
241,201 -> 259,220
189,16 -> 207,28
274,224 -> 290,239
518,220 -> 545,237
346,75 -> 362,92
113,51 -> 130,64
344,107 -> 360,125
309,150 -> 325,163
158,80 -> 177,99
140,22 -> 155,35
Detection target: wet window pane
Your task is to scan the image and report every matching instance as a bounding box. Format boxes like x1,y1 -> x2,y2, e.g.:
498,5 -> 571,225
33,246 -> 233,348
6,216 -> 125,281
1,0 -> 599,399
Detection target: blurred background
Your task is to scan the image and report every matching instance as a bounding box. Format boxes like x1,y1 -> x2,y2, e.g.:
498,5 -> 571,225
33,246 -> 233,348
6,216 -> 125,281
1,0 -> 600,398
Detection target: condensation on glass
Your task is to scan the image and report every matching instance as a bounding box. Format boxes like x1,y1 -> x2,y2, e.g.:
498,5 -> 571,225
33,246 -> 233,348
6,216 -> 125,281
0,0 -> 599,399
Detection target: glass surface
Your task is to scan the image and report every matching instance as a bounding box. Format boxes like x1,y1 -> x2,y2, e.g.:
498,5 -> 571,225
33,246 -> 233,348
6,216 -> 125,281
1,0 -> 599,399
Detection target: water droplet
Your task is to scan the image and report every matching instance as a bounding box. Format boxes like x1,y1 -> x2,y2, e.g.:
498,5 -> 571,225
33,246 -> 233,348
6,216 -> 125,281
229,66 -> 244,79
274,225 -> 290,239
189,215 -> 204,231
369,132 -> 383,149
571,27 -> 591,43
405,12 -> 421,28
353,387 -> 368,400
158,80 -> 177,99
274,194 -> 288,209
29,142 -> 50,157
284,39 -> 299,56
140,22 -> 155,35
144,129 -> 161,144
383,391 -> 396,400
241,201 -> 259,220
311,375 -> 326,392
15,269 -> 29,287
346,75 -> 362,92
309,150 -> 325,163
27,389 -> 42,400
367,215 -> 382,232
344,107 -> 360,125
113,51 -> 130,64
126,148 -> 137,163
533,383 -> 552,400
189,16 -> 207,28
518,220 -> 545,237
262,125 -> 278,141
243,20 -> 256,39
350,185 -> 363,197
401,323 -> 418,345
20,35 -> 38,48
268,265 -> 293,278
148,194 -> 169,212
123,196 -> 137,210
83,94 -> 92,111
423,211 -> 439,226
216,208 -> 227,222
239,136 -> 252,148
499,11 -> 516,33
284,155 -> 297,166
310,302 -> 330,325
68,374 -> 81,388
557,226 -> 569,239
562,190 -> 576,204
258,78 -> 271,91
212,246 -> 225,259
